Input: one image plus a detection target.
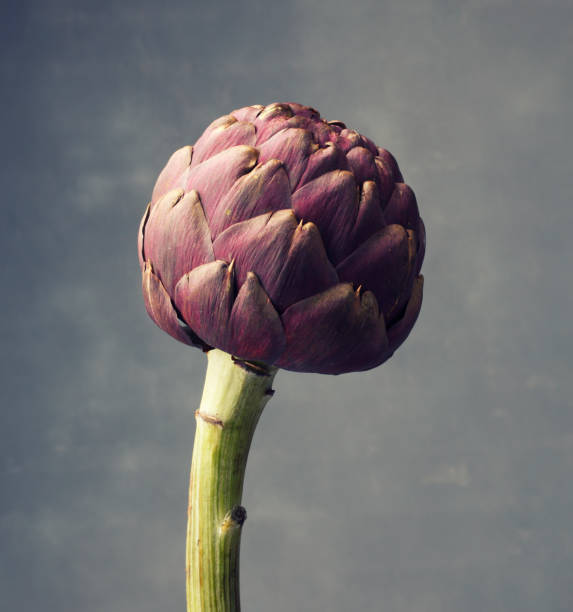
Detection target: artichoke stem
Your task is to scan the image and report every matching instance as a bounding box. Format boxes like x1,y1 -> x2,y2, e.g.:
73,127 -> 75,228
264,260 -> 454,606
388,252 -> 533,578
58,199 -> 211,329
187,349 -> 277,612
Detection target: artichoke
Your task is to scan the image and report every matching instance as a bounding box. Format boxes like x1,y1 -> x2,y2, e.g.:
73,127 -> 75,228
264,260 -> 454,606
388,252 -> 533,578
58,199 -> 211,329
139,102 -> 426,611
139,102 -> 424,374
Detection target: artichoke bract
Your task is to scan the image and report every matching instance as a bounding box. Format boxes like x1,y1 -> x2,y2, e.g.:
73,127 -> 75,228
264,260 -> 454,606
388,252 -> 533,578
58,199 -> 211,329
138,102 -> 425,374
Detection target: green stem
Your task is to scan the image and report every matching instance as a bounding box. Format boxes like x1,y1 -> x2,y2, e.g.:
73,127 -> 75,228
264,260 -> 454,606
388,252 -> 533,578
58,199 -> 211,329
186,349 -> 277,612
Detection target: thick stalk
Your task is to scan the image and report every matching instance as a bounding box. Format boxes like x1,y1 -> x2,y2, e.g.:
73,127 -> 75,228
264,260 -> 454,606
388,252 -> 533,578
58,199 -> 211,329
186,349 -> 277,612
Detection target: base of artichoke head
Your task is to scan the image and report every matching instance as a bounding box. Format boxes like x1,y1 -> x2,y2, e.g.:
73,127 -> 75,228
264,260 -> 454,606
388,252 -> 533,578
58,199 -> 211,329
186,349 -> 277,612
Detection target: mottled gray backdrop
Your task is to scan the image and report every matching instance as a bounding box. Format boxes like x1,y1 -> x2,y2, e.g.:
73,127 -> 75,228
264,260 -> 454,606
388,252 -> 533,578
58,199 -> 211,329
2,1 -> 572,610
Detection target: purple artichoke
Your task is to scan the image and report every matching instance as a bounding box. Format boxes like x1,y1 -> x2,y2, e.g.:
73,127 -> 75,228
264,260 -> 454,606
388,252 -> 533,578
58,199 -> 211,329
138,102 -> 425,374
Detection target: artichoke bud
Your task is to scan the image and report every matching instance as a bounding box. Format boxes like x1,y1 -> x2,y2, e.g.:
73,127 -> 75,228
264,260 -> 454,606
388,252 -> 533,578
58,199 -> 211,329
139,103 -> 425,374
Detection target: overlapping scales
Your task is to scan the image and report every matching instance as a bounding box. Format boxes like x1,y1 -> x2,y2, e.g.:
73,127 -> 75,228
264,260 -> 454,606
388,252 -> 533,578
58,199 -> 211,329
139,102 -> 425,374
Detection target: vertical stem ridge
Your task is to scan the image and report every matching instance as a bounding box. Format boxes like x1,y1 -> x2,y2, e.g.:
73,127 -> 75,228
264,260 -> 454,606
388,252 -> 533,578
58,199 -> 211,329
186,349 -> 277,612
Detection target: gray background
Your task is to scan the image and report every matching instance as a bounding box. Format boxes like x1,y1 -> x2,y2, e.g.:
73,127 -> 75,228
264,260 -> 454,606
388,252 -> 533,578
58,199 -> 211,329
2,1 -> 572,610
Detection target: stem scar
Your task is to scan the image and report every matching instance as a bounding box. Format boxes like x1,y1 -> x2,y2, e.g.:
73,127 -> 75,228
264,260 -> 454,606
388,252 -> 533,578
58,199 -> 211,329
195,410 -> 224,428
220,505 -> 247,535
231,356 -> 272,376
